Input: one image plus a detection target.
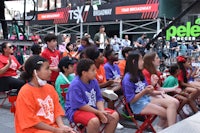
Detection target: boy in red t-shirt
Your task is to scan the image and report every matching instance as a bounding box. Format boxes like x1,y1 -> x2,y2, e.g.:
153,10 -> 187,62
41,34 -> 61,83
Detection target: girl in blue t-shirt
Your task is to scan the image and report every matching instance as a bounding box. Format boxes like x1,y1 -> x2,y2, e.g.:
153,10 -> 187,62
65,58 -> 119,133
122,51 -> 177,130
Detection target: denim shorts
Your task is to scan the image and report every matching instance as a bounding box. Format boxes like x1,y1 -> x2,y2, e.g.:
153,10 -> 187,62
130,95 -> 150,114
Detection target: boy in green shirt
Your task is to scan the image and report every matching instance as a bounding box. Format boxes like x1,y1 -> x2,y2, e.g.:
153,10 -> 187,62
55,56 -> 76,109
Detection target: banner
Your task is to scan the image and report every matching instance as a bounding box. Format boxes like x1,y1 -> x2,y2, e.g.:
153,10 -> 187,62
28,0 -> 159,25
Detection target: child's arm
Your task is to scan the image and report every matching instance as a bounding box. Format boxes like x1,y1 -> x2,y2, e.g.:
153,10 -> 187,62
158,85 -> 179,93
56,116 -> 75,133
99,80 -> 114,88
130,85 -> 154,104
33,122 -> 75,133
96,101 -> 105,111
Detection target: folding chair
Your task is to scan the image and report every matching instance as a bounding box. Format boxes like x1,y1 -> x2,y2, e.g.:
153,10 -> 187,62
0,90 -> 17,114
60,84 -> 105,133
0,91 -> 9,108
120,96 -> 157,133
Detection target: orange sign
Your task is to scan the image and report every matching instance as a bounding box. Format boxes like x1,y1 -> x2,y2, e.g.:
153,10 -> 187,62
38,12 -> 64,20
116,4 -> 158,15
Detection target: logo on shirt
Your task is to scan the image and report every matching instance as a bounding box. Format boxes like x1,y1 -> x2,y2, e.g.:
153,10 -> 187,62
9,59 -> 17,70
85,89 -> 96,107
97,74 -> 103,82
37,95 -> 54,123
50,55 -> 59,67
135,81 -> 146,93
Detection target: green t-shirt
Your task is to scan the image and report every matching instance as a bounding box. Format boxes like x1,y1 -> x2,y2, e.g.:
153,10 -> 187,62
55,73 -> 75,109
162,75 -> 178,88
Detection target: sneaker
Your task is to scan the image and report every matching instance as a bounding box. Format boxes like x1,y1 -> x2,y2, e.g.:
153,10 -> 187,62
182,104 -> 193,116
102,90 -> 118,101
154,125 -> 163,132
116,122 -> 124,130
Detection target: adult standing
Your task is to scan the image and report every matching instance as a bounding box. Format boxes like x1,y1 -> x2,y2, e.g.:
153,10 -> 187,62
94,25 -> 108,53
122,35 -> 131,47
0,0 -> 8,39
0,42 -> 25,93
135,33 -> 147,56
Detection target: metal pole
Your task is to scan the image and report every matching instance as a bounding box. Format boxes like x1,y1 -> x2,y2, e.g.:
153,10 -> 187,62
55,24 -> 58,35
156,18 -> 160,35
120,20 -> 123,39
23,0 -> 26,40
80,22 -> 83,38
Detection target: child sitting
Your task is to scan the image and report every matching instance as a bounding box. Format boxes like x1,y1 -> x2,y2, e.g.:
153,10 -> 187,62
65,59 -> 119,133
55,56 -> 76,109
123,51 -> 177,131
15,55 -> 74,133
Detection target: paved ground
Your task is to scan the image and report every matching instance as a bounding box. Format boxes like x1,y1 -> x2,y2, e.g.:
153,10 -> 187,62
0,99 -> 137,133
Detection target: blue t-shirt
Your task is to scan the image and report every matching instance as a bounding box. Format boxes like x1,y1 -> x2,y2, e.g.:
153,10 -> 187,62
65,76 -> 104,122
104,62 -> 120,80
122,73 -> 148,103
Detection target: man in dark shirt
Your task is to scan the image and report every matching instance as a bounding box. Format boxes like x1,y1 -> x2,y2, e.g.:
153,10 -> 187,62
0,0 -> 8,39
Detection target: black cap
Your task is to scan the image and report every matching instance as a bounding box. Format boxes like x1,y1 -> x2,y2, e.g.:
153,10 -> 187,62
58,56 -> 77,70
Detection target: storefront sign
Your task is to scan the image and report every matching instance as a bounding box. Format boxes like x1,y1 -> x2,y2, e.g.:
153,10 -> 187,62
166,18 -> 200,40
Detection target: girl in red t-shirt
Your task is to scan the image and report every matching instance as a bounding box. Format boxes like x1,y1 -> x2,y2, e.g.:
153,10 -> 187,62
143,52 -> 179,127
177,56 -> 200,112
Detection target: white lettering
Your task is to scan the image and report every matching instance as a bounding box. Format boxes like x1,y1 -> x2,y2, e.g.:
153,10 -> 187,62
93,9 -> 112,16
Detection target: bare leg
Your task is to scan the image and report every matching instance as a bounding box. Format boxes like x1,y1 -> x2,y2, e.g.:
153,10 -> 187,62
151,95 -> 178,126
104,112 -> 119,133
87,117 -> 101,133
141,103 -> 167,127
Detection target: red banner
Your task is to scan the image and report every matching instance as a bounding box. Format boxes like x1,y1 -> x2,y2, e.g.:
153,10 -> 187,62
38,12 -> 64,20
116,4 -> 158,15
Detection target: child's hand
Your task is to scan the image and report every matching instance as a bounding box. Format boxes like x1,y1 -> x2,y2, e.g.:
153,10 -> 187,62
53,127 -> 75,133
59,125 -> 75,133
97,111 -> 108,124
144,85 -> 154,94
151,74 -> 159,86
175,88 -> 182,93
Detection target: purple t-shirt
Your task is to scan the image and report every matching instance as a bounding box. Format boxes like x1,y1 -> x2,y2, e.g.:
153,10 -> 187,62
78,45 -> 86,53
65,76 -> 103,122
104,62 -> 120,80
122,73 -> 148,103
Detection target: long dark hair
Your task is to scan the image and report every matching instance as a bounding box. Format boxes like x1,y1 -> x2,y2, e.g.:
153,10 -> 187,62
177,60 -> 187,83
124,51 -> 144,83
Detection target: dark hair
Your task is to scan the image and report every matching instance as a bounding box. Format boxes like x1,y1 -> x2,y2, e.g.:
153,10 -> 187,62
124,51 -> 144,82
104,45 -> 114,59
100,25 -> 105,29
122,47 -> 133,58
143,52 -> 157,74
20,55 -> 47,81
169,64 -> 179,75
58,56 -> 76,73
31,44 -> 41,55
85,46 -> 100,61
76,58 -> 94,77
66,43 -> 72,52
81,37 -> 91,46
177,60 -> 187,83
44,33 -> 57,44
0,42 -> 9,54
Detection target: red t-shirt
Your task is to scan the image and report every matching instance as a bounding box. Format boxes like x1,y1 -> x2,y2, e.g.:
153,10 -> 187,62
0,55 -> 21,77
41,48 -> 61,82
142,68 -> 162,89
